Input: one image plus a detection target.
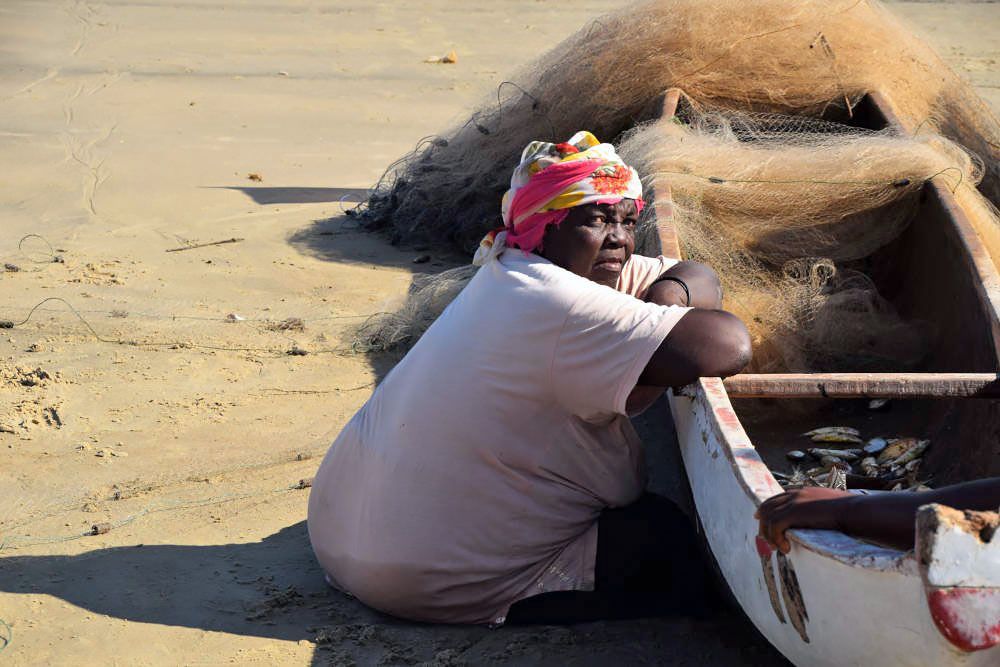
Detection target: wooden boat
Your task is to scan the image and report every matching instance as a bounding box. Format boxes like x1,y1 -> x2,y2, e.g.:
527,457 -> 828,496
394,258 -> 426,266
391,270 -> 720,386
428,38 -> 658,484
648,89 -> 1000,665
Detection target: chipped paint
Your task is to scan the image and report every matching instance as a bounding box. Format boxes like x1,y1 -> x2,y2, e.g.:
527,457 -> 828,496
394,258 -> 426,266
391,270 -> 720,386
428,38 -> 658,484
715,405 -> 742,427
793,529 -> 916,573
756,536 -> 788,625
761,554 -> 787,625
917,504 -> 1000,651
926,588 -> 1000,652
918,505 -> 1000,588
777,552 -> 810,643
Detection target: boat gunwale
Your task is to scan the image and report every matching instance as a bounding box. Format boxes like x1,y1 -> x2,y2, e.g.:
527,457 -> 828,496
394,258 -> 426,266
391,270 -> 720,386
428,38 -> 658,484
674,379 -> 914,570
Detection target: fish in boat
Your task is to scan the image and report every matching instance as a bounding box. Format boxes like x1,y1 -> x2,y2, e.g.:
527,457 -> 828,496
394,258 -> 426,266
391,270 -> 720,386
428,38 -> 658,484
653,88 -> 1000,665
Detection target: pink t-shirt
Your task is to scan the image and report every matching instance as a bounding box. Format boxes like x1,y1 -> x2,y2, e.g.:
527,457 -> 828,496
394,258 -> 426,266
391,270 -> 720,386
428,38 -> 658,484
307,252 -> 686,625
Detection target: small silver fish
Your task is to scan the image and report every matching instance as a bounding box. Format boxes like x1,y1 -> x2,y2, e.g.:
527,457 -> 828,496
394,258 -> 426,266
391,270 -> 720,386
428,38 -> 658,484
818,455 -> 845,468
877,438 -> 917,464
863,437 -> 888,455
809,448 -> 862,461
803,426 -> 862,444
786,450 -> 808,462
888,439 -> 930,467
860,456 -> 879,477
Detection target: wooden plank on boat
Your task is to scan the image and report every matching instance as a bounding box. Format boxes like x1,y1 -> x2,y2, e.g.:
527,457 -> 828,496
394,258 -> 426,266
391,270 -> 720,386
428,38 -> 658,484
652,88 -> 683,260
723,372 -> 1000,399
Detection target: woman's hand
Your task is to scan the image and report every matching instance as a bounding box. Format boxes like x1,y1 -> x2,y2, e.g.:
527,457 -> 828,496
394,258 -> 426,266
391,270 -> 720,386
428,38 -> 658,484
754,487 -> 854,554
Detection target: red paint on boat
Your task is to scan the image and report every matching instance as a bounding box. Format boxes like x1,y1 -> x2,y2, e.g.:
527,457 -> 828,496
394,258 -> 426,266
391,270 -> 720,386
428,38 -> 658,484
927,588 -> 1000,652
715,406 -> 741,427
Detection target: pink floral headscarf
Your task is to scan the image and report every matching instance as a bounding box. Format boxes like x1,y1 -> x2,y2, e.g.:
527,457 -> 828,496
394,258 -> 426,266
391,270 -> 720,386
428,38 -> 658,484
473,131 -> 644,266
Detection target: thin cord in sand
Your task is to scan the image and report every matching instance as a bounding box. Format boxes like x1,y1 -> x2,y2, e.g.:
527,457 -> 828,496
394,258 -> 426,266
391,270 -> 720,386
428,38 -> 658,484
18,234 -> 59,264
4,297 -> 358,357
7,303 -> 373,325
0,618 -> 10,653
260,382 -> 375,395
3,233 -> 64,273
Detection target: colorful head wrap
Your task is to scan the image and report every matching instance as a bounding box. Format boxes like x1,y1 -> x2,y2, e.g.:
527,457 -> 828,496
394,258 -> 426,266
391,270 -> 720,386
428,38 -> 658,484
473,131 -> 644,266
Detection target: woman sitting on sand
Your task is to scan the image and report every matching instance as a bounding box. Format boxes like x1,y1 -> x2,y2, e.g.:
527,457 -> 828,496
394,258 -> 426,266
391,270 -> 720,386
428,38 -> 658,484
307,131 -> 751,625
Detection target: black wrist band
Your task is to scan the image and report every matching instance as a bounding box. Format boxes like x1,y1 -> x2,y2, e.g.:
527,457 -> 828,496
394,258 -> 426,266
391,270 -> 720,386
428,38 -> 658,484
650,275 -> 691,306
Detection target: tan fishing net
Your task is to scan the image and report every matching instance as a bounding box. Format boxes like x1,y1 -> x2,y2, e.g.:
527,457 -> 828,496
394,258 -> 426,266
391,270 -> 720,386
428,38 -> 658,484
355,0 -> 1000,372
617,101 -> 985,371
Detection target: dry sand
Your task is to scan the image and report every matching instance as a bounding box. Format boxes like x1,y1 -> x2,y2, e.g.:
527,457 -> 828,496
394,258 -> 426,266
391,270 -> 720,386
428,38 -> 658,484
0,1 -> 996,665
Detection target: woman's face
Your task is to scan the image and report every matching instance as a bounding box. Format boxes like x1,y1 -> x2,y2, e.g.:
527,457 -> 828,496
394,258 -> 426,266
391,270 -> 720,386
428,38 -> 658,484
539,199 -> 638,287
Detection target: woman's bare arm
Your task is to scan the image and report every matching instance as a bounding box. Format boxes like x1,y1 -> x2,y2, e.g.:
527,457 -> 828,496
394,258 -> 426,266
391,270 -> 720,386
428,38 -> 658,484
637,309 -> 752,387
645,260 -> 723,309
755,478 -> 1000,553
637,260 -> 749,386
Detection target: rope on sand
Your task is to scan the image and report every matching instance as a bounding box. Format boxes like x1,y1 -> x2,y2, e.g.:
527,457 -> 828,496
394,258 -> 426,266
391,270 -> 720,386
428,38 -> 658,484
0,618 -> 11,653
2,233 -> 386,357
1,296 -> 366,357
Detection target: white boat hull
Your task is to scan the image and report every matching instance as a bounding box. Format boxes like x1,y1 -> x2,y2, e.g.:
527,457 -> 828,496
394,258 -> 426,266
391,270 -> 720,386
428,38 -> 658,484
670,378 -> 1000,667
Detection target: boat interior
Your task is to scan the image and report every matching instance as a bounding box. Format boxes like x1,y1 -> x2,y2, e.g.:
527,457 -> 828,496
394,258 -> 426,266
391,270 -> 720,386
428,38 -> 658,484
649,90 -> 1000,488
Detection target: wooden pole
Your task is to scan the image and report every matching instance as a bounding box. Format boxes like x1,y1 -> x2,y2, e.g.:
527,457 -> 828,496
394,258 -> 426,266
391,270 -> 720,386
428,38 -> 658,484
166,237 -> 244,252
722,373 -> 1000,399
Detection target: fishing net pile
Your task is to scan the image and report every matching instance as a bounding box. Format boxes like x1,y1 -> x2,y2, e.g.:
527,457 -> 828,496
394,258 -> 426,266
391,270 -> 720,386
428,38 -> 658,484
354,0 -> 1000,372
616,101 -> 987,371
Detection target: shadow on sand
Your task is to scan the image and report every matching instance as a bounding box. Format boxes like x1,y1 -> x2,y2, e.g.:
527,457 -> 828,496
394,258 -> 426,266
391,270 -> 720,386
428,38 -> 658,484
285,212 -> 450,271
285,203 -> 469,388
209,186 -> 370,206
1,519 -> 787,666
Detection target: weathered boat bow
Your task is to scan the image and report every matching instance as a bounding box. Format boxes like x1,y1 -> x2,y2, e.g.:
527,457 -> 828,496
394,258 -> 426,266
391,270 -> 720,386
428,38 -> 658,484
918,505 -> 1000,653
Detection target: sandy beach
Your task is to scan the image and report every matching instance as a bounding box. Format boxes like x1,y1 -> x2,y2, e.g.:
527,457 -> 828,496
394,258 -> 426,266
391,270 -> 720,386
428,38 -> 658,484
1,1 -> 997,665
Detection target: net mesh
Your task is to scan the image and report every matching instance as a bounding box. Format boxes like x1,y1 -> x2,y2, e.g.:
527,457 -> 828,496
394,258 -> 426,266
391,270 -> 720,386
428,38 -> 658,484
616,101 -> 985,371
353,0 -> 1000,373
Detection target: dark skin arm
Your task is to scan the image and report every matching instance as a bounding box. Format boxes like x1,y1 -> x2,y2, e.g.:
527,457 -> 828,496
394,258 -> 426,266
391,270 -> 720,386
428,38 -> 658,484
755,477 -> 1000,553
638,261 -> 751,387
644,260 -> 724,310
